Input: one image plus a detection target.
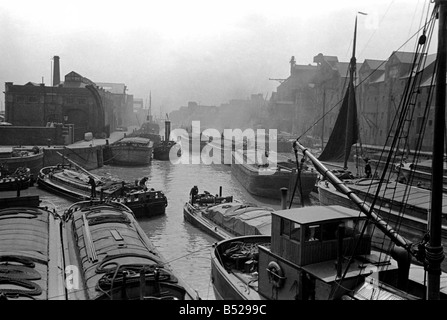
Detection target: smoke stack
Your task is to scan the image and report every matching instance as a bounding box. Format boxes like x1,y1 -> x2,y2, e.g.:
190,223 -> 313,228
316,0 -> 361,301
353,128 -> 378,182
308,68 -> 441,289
165,120 -> 171,141
53,56 -> 60,86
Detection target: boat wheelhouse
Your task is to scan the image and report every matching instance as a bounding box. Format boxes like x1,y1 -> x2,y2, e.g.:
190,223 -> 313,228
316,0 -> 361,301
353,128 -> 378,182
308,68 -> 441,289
211,205 -> 425,300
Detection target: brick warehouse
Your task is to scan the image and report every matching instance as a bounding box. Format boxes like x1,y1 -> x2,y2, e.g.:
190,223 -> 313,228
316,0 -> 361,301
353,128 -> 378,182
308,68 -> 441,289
3,56 -> 133,144
268,51 -> 439,152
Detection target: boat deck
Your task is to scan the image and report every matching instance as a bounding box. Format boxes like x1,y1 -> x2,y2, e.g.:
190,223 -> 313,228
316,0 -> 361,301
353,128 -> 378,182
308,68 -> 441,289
184,202 -> 235,241
339,179 -> 447,215
0,205 -> 66,300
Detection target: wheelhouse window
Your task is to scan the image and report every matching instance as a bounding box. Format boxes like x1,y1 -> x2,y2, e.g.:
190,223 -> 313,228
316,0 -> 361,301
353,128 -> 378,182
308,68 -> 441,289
304,225 -> 321,242
281,218 -> 300,242
281,218 -> 291,236
290,222 -> 300,242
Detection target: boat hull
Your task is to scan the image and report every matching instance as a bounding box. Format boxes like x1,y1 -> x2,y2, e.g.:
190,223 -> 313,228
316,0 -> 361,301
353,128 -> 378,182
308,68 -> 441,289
183,193 -> 273,240
110,145 -> 152,166
37,165 -> 167,219
0,199 -> 66,300
153,141 -> 182,161
0,167 -> 31,191
0,150 -> 43,177
211,235 -> 270,300
63,200 -> 198,300
183,204 -> 229,241
231,152 -> 318,202
400,161 -> 447,191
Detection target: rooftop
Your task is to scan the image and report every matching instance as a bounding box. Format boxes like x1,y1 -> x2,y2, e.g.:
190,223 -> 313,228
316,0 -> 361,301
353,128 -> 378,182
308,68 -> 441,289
273,205 -> 363,224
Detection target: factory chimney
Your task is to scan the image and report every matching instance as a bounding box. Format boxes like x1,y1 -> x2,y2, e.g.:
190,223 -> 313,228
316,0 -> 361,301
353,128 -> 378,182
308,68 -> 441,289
53,56 -> 60,86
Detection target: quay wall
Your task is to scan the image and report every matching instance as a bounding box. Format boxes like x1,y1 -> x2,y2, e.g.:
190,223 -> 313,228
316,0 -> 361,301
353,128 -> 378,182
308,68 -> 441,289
0,125 -> 65,146
2,128 -> 131,173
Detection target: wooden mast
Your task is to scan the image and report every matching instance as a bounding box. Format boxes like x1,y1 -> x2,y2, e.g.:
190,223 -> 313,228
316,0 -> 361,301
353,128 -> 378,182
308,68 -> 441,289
427,0 -> 447,300
344,16 -> 358,170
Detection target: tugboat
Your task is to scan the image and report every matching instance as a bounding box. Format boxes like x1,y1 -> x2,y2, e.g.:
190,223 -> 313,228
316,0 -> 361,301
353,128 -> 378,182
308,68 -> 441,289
211,196 -> 442,300
153,119 -> 181,161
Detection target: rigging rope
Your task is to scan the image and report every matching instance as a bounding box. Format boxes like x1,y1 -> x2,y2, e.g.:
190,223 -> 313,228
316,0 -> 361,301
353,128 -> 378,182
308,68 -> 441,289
297,15 -> 437,143
328,5 -> 438,298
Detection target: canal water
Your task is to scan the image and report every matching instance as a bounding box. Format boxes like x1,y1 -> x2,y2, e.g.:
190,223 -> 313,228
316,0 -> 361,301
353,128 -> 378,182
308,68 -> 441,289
34,152 -> 291,300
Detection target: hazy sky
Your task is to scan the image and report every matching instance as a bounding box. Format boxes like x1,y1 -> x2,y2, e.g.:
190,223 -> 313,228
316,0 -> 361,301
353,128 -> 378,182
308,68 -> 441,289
0,0 -> 437,114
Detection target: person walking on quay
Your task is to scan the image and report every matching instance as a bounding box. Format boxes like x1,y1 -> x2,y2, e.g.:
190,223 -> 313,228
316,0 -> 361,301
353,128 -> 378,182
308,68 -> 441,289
88,176 -> 97,198
190,185 -> 199,204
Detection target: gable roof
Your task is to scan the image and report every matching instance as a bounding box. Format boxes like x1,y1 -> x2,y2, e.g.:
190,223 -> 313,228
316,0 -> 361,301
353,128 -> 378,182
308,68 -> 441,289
96,82 -> 126,94
63,71 -> 96,87
363,59 -> 386,71
338,62 -> 362,78
390,51 -> 417,64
